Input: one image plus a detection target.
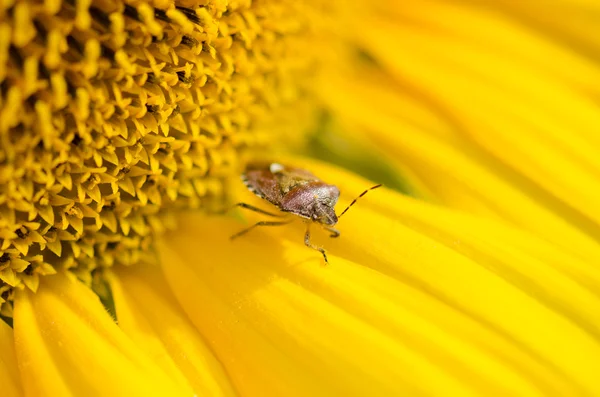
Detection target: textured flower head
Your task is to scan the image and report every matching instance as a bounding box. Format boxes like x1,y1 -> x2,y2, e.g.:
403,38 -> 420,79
0,0 -> 317,315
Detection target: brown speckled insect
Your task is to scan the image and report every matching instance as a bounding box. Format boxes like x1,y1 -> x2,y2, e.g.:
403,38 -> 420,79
231,162 -> 381,264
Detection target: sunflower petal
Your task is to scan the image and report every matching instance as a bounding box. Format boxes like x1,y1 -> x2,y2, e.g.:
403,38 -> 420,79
159,220 -> 479,396
160,193 -> 600,396
319,70 -> 600,260
0,320 -> 23,397
302,160 -> 600,394
12,274 -> 193,397
317,0 -> 600,261
109,265 -> 238,396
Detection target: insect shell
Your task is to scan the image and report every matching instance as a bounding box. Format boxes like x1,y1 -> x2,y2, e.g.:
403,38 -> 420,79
233,162 -> 381,264
242,162 -> 341,226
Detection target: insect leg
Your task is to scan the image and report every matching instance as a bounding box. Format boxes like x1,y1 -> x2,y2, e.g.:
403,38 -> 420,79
304,225 -> 328,265
233,202 -> 284,218
230,220 -> 292,240
324,226 -> 340,238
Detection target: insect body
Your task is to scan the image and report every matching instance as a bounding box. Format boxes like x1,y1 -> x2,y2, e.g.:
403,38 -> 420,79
231,162 -> 381,264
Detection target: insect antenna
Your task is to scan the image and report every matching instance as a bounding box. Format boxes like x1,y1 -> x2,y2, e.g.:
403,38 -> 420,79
337,184 -> 382,219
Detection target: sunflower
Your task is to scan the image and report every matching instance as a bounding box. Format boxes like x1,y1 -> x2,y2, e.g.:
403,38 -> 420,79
2,0 -> 600,395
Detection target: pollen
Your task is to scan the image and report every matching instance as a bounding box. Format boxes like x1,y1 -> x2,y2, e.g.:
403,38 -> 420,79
0,0 -> 317,317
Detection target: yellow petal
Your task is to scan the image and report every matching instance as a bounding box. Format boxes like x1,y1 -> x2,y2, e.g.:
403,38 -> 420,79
385,0 -> 600,88
160,197 -> 600,397
0,320 -> 23,397
109,264 -> 237,396
320,70 -> 600,261
159,221 -> 480,396
304,160 -> 600,393
297,158 -> 600,288
12,273 -> 193,397
468,0 -> 600,57
362,18 -> 600,221
158,158 -> 600,395
317,0 -> 600,263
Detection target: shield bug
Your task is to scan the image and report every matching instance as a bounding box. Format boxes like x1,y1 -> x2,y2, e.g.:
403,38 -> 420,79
231,162 -> 381,264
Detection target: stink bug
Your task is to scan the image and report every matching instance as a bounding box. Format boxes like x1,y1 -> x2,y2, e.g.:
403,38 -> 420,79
231,162 -> 381,264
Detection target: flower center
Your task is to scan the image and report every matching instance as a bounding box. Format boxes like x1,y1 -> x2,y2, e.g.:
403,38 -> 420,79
0,0 -> 318,317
